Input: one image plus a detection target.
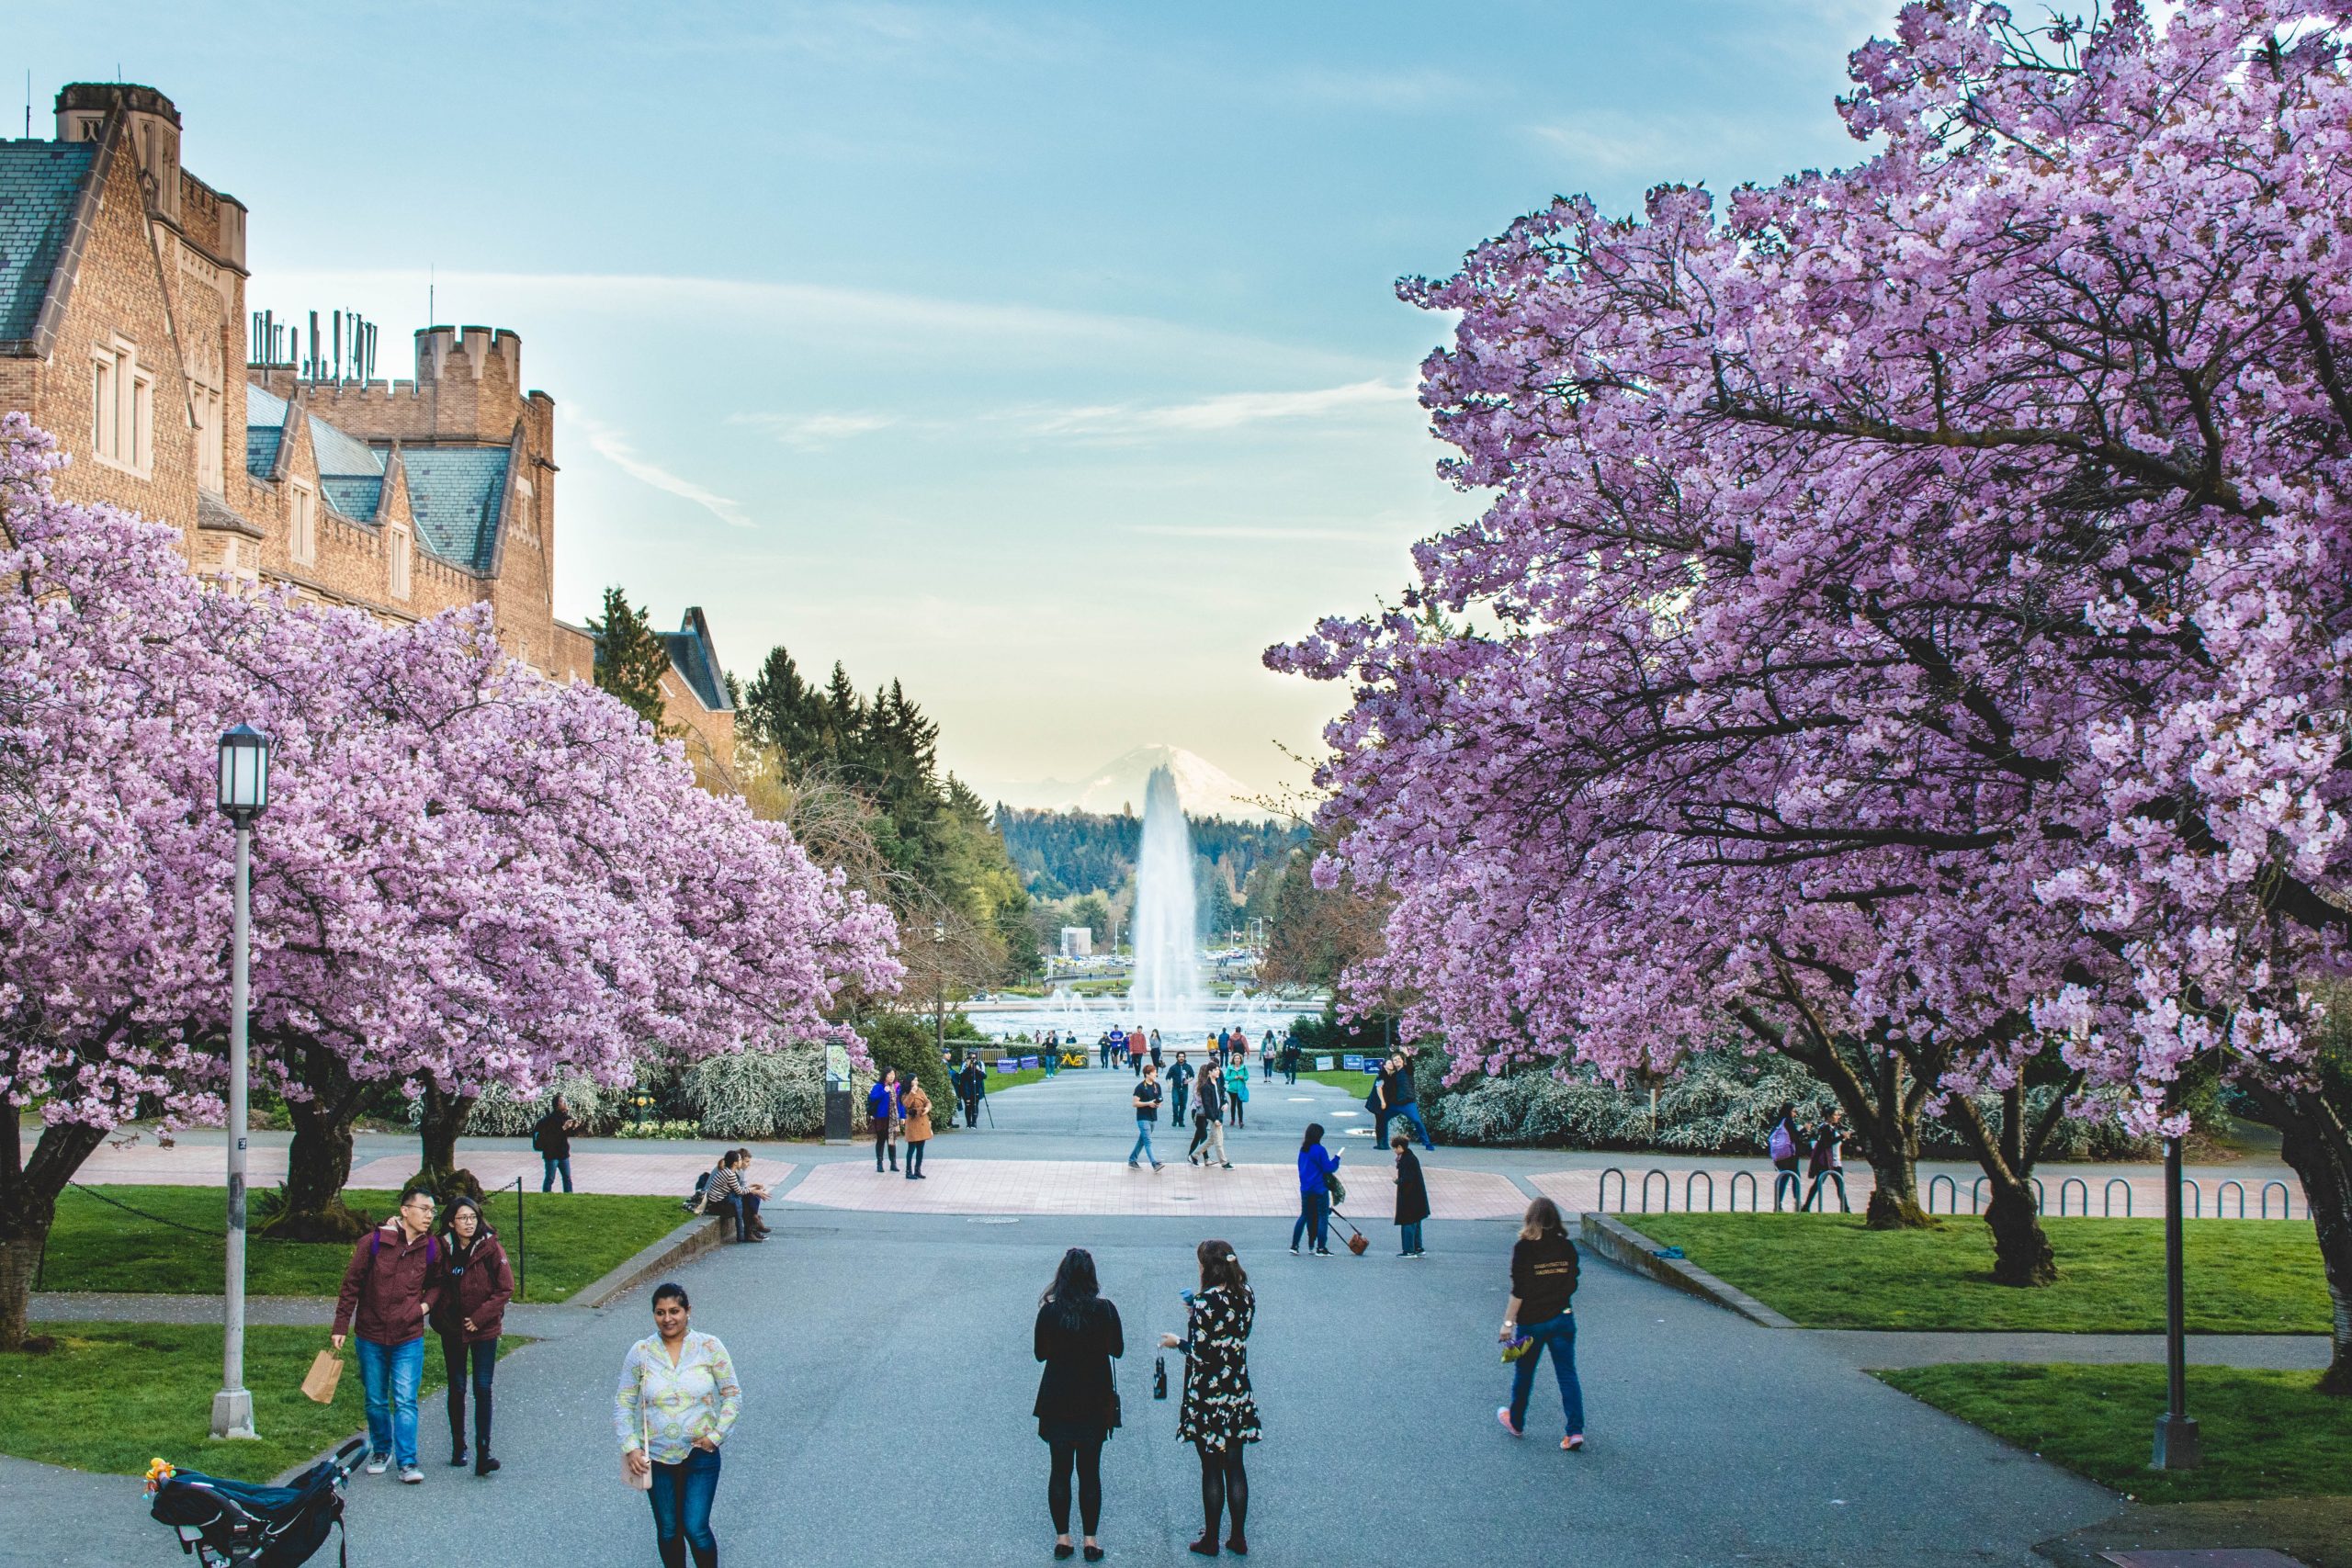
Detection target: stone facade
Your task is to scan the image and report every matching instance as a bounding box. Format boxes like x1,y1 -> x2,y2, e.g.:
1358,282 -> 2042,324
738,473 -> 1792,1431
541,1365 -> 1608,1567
0,83 -> 733,756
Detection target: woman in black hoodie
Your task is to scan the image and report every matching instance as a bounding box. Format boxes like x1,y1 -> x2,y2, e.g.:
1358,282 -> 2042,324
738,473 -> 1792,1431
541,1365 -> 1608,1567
1035,1247 -> 1124,1562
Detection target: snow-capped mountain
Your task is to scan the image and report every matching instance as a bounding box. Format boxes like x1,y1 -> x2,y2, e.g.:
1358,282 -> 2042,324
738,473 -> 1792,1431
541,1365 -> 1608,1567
986,745 -> 1273,820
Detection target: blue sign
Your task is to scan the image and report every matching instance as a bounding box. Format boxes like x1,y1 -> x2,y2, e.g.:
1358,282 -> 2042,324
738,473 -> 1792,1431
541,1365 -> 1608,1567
1341,1055 -> 1363,1071
1021,1055 -> 1038,1069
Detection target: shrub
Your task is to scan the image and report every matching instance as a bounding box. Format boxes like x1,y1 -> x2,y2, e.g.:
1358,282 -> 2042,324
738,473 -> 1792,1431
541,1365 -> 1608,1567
461,1076 -> 628,1137
679,1044 -> 827,1140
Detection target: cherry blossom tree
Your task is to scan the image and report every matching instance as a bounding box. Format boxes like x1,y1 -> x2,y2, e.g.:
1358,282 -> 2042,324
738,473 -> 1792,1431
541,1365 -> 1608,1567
0,414 -> 899,1340
1276,1 -> 2352,1385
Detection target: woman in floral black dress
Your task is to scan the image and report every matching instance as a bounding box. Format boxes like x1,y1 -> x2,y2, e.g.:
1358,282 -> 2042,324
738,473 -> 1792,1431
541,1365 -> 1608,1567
1159,1239 -> 1261,1556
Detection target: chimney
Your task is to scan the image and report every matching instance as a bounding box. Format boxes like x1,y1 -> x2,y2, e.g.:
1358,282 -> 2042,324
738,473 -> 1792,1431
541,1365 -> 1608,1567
56,83 -> 182,224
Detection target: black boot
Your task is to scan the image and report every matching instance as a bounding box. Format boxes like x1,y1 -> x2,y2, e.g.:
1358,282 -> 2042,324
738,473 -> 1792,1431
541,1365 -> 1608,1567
658,1540 -> 687,1568
447,1387 -> 469,1466
688,1544 -> 717,1568
473,1386 -> 497,1475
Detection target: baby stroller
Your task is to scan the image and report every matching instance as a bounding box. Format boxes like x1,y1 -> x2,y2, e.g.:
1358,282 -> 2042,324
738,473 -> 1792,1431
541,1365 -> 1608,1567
148,1437 -> 367,1566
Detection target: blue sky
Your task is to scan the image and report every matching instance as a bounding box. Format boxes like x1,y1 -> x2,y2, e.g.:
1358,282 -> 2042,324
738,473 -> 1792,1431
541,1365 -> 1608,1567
14,1 -> 1895,802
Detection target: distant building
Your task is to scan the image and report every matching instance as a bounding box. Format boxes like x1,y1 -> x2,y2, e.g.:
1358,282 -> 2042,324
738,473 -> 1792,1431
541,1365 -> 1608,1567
1059,926 -> 1094,960
0,82 -> 732,770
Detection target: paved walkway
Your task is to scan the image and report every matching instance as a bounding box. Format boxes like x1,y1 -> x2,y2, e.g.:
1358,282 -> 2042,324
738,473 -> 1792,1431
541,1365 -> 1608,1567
0,1208 -> 2129,1568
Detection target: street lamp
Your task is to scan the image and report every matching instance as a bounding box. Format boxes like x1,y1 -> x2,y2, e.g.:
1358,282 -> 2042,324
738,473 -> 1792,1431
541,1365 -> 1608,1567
2151,1132 -> 2201,1468
211,723 -> 270,1441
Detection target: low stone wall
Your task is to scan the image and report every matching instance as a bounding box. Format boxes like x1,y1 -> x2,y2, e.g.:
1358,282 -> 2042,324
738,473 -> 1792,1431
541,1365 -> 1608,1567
1578,1213 -> 1796,1329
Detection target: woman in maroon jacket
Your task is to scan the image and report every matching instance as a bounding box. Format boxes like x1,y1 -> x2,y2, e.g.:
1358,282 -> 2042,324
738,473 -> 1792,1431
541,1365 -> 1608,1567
433,1196 -> 515,1476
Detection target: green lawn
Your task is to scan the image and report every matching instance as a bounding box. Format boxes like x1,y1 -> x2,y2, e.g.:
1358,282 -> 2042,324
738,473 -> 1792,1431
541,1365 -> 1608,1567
0,1324 -> 521,1482
40,1186 -> 691,1303
976,1067 -> 1049,1091
1879,1363 -> 2352,1503
1295,1069 -> 1382,1094
1625,1213 -> 2331,1333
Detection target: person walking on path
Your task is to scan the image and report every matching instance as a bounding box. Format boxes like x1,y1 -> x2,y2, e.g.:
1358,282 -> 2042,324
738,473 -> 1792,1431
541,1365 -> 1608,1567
902,1078 -> 934,1180
1161,1240 -> 1261,1558
532,1095 -> 580,1193
1129,1028 -> 1148,1077
1034,1247 -> 1124,1562
332,1185 -> 442,1483
1280,1033 -> 1298,1086
617,1282 -> 741,1568
1169,1051 -> 1191,1123
1384,1051 -> 1436,1151
1222,1055 -> 1249,1130
1497,1197 -> 1585,1451
1804,1108 -> 1850,1213
1292,1125 -> 1340,1255
1768,1102 -> 1808,1212
1188,1064 -> 1229,1168
431,1196 -> 513,1475
1260,1032 -> 1276,1082
958,1056 -> 987,1129
1128,1064 -> 1165,1170
1392,1134 -> 1430,1258
1150,1030 -> 1164,1071
868,1067 -> 904,1174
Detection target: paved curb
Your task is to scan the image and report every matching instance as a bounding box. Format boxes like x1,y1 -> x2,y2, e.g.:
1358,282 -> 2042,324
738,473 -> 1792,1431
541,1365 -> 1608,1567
1579,1213 -> 1798,1329
574,1213 -> 729,1309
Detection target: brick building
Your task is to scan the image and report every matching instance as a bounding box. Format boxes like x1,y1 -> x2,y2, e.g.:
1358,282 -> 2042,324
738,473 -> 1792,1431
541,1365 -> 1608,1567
0,82 -> 734,775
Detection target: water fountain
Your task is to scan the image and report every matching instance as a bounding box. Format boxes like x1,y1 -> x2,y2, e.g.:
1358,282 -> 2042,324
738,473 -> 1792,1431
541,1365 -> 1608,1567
1128,764 -> 1204,1022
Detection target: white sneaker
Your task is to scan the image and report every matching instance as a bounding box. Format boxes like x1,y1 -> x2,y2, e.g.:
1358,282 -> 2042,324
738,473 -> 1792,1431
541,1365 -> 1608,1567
365,1456 -> 389,1475
399,1466 -> 424,1484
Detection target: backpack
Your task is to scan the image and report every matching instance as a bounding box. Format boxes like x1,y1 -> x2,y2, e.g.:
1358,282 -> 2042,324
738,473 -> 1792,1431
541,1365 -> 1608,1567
1768,1122 -> 1794,1162
529,1118 -> 544,1153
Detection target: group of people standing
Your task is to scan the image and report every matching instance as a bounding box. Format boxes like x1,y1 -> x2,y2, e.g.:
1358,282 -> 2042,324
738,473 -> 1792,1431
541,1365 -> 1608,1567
1125,1052 -> 1255,1171
328,1185 -> 514,1484
865,1066 -> 936,1178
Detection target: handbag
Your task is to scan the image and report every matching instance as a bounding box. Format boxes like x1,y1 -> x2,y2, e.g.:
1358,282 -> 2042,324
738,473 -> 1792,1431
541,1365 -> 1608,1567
624,1380 -> 653,1491
300,1348 -> 343,1404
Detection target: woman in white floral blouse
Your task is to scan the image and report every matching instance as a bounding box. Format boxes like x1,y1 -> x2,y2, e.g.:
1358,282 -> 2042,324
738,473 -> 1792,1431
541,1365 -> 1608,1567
616,1282 -> 741,1568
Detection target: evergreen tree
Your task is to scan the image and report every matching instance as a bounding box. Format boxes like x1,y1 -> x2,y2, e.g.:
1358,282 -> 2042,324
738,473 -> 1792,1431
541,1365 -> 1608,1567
588,585 -> 671,730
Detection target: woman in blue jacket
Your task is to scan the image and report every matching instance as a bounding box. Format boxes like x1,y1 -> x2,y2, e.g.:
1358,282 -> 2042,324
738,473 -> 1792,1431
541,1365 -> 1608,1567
867,1068 -> 903,1173
1291,1124 -> 1341,1256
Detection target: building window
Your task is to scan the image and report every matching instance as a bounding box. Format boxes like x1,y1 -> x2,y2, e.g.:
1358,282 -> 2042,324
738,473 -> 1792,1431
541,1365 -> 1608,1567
89,341 -> 153,477
389,525 -> 412,600
289,483 -> 317,567
193,386 -> 222,493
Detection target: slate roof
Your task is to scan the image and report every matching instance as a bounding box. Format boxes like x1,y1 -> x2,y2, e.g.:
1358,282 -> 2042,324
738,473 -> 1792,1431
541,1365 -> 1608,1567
245,383 -> 290,477
0,141 -> 98,345
398,446 -> 508,574
659,608 -> 733,712
320,475 -> 383,521
308,414 -> 382,480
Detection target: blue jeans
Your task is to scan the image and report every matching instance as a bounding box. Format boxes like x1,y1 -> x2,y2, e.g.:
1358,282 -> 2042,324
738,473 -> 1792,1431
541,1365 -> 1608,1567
1293,1188 -> 1329,1250
1128,1119 -> 1158,1166
649,1445 -> 721,1554
542,1155 -> 572,1192
1399,1220 -> 1424,1254
356,1336 -> 425,1468
1391,1101 -> 1435,1150
1508,1312 -> 1585,1436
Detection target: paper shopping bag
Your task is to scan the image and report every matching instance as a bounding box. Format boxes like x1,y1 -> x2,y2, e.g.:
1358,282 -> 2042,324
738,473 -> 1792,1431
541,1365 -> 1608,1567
300,1348 -> 343,1404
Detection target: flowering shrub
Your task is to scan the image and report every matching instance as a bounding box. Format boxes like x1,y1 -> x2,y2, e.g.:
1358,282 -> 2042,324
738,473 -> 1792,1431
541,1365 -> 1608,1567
680,1044 -> 826,1140
613,1120 -> 705,1141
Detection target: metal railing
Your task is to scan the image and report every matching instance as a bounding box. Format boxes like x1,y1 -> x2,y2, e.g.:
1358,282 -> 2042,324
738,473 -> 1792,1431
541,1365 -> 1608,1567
1593,1168 -> 2297,1220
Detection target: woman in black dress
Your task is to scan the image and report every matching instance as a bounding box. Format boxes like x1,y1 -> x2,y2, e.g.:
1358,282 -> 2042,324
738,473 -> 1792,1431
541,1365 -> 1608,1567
1160,1239 -> 1261,1557
1035,1247 -> 1124,1562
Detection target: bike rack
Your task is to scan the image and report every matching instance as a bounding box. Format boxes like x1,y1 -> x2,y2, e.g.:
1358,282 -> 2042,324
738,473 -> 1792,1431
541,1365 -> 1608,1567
2032,1176 -> 2046,1213
1640,1168 -> 1671,1213
1729,1170 -> 1759,1213
2261,1180 -> 2293,1220
1685,1170 -> 1716,1213
2182,1178 -> 2202,1218
2059,1177 -> 2087,1216
2103,1178 -> 2132,1218
1598,1168 -> 1627,1213
2217,1179 -> 2247,1218
1970,1176 -> 1988,1215
1928,1174 -> 1957,1215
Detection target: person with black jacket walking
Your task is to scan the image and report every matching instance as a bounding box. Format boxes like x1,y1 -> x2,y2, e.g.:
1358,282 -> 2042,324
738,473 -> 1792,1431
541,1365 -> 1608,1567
1497,1197 -> 1585,1450
1187,1065 -> 1228,1168
532,1095 -> 580,1192
1392,1134 -> 1430,1257
1769,1102 -> 1808,1211
432,1196 -> 514,1474
957,1058 -> 987,1131
1804,1108 -> 1850,1213
1034,1247 -> 1124,1562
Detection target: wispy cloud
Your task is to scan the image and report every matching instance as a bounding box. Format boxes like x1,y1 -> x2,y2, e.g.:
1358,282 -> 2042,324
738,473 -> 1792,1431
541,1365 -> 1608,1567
734,411 -> 901,449
1011,379 -> 1414,441
1526,114 -> 1707,180
571,412 -> 754,529
1279,65 -> 1470,111
1125,523 -> 1386,543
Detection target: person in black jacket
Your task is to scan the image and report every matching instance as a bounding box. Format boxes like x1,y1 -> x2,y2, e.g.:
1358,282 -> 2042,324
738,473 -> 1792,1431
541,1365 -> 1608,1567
1391,1134 -> 1430,1257
1497,1197 -> 1585,1450
532,1095 -> 580,1192
1035,1247 -> 1123,1562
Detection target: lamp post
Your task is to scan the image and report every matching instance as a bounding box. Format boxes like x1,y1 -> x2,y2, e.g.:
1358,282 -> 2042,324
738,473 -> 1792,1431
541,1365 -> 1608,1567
2151,1133 -> 2201,1468
211,723 -> 270,1441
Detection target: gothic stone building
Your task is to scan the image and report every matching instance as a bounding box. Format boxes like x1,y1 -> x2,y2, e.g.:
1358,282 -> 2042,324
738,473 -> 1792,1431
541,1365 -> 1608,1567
0,83 -> 735,775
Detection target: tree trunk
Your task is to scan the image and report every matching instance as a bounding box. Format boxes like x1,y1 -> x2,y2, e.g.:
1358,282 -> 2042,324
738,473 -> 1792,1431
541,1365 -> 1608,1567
411,1084 -> 481,1204
1982,1174 -> 2058,1286
1863,1145 -> 1929,1229
2249,1079 -> 2352,1394
0,1122 -> 106,1353
262,1091 -> 366,1242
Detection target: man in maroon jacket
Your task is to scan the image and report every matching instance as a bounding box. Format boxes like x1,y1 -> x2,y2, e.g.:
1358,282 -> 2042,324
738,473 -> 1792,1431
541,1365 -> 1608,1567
332,1186 -> 442,1482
